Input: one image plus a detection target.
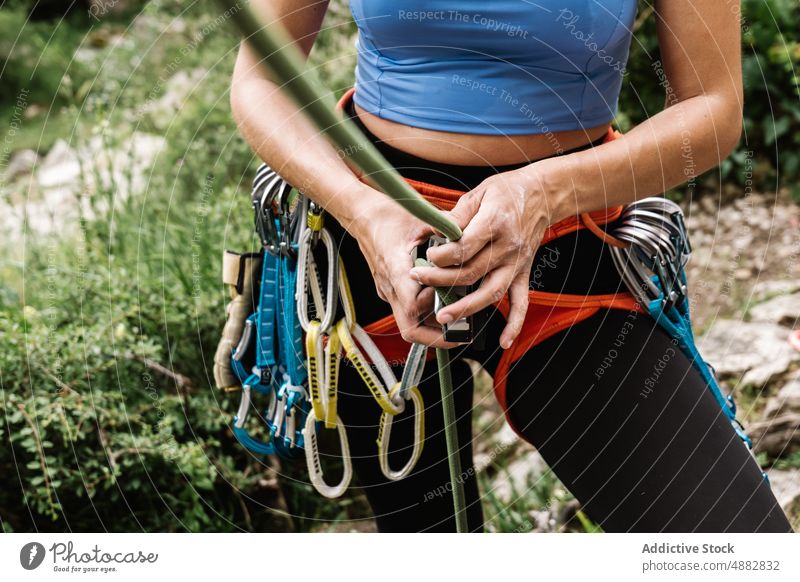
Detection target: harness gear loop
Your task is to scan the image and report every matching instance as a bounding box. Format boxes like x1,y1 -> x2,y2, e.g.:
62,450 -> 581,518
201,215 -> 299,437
377,385 -> 426,481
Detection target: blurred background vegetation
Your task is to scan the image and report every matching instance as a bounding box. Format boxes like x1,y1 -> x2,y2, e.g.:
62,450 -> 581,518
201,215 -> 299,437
1,0 -> 799,533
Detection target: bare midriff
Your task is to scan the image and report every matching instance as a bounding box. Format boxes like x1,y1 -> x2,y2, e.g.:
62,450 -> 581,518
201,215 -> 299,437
353,102 -> 611,166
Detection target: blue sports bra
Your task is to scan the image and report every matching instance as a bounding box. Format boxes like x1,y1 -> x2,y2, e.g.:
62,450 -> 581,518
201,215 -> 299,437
349,0 -> 638,135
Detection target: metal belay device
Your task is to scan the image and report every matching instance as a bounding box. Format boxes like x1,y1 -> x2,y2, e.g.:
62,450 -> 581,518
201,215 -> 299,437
227,163 -> 429,499
607,197 -> 765,478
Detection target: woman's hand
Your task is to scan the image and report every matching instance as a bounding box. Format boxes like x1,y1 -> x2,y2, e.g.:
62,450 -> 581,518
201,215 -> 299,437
410,166 -> 559,349
349,192 -> 461,348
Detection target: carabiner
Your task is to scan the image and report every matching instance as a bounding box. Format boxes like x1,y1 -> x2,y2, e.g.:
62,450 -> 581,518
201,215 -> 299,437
377,385 -> 425,481
307,200 -> 325,245
303,412 -> 353,498
297,226 -> 339,333
337,257 -> 357,329
266,378 -> 309,457
252,164 -> 290,254
232,384 -> 276,455
399,342 -> 428,401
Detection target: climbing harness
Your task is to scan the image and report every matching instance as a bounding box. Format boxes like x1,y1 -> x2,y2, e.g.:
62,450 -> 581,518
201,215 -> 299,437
607,197 -> 766,478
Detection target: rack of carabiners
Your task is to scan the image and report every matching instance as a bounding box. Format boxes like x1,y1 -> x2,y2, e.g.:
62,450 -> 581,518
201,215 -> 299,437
229,164 -> 429,498
607,197 -> 766,480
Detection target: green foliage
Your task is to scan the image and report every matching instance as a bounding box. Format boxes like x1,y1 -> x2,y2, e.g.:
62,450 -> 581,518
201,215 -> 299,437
0,61 -> 289,530
0,169 -> 295,530
620,0 -> 800,197
0,5 -> 92,108
480,466 -> 597,533
739,0 -> 800,198
772,450 -> 800,471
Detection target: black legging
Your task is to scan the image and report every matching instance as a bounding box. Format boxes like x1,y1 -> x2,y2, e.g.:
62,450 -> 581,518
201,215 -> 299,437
323,104 -> 792,533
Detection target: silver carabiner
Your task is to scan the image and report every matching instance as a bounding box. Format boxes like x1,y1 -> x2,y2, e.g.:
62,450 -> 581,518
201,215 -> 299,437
296,225 -> 339,333
610,196 -> 693,308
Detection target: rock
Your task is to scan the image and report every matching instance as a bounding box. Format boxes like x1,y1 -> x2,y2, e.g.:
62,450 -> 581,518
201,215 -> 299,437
4,149 -> 38,181
495,421 -> 520,449
6,133 -> 166,238
140,68 -> 206,130
37,139 -> 80,189
748,373 -> 800,456
23,104 -> 44,120
699,320 -> 800,387
749,292 -> 800,327
752,280 -> 800,303
765,468 -> 800,515
750,413 -> 800,457
526,509 -> 553,532
763,372 -> 800,419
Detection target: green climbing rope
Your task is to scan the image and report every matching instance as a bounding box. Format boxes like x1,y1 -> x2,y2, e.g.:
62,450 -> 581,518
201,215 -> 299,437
217,0 -> 468,532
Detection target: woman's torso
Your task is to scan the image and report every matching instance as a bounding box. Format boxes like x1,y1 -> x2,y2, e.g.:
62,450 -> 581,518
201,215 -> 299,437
348,0 -> 638,165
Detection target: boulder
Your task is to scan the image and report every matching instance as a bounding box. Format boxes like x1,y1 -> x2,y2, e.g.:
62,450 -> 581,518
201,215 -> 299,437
765,468 -> 800,516
699,320 -> 799,386
763,372 -> 800,419
37,139 -> 80,189
750,372 -> 800,457
752,280 -> 800,303
749,292 -> 800,327
4,149 -> 38,181
140,68 -> 206,130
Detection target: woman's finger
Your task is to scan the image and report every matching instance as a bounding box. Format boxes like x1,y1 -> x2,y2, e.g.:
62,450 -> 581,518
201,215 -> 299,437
413,286 -> 436,319
425,209 -> 495,267
392,272 -> 460,348
411,244 -> 500,287
446,187 -> 484,230
499,272 -> 531,349
435,265 -> 516,324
